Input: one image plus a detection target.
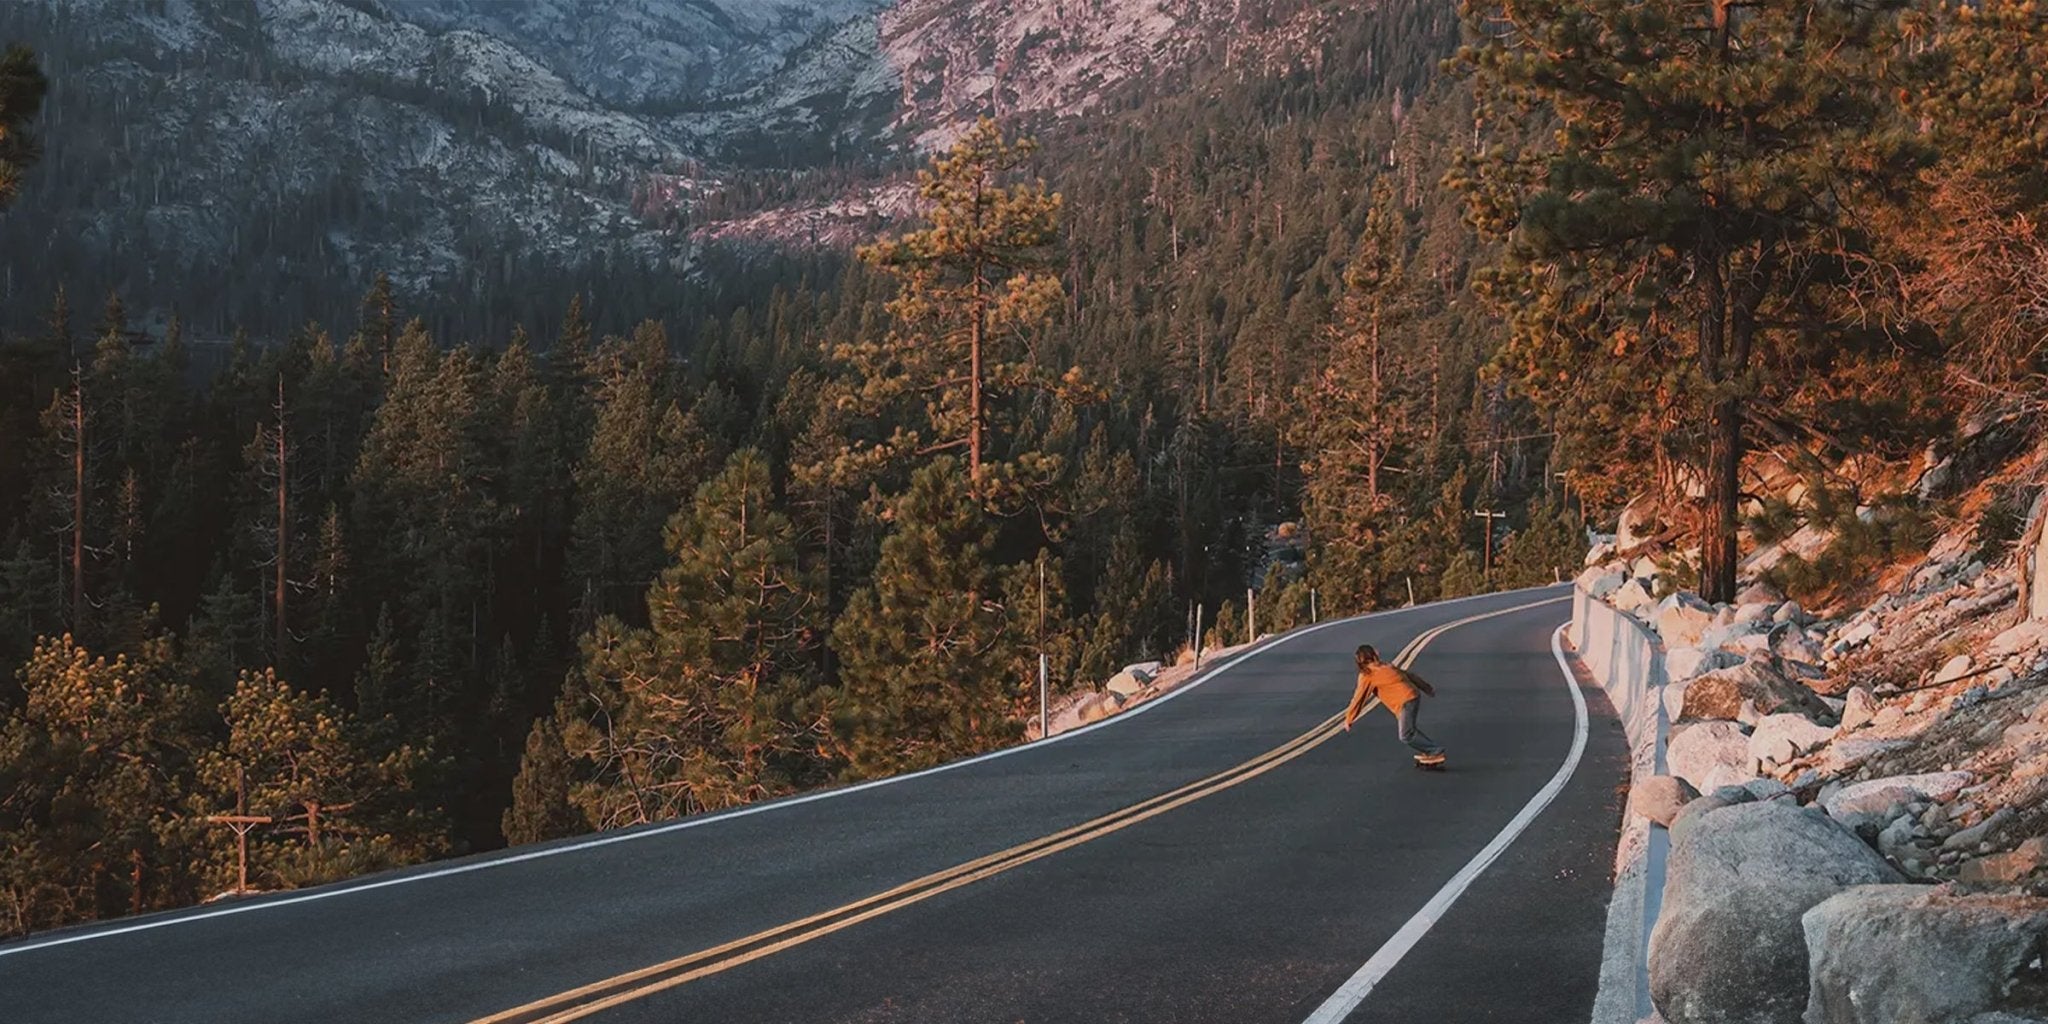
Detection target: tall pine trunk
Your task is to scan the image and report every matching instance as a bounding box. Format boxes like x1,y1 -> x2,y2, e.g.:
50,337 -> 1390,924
274,376 -> 290,660
970,270 -> 984,482
1367,303 -> 1383,506
70,364 -> 85,634
1704,398 -> 1741,604
1697,241 -> 1741,604
968,173 -> 986,483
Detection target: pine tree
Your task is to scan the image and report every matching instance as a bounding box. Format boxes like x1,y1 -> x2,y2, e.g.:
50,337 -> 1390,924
298,504 -> 352,694
824,459 -> 1030,778
1076,526 -> 1176,682
0,540 -> 56,669
1204,599 -> 1245,650
1498,502 -> 1585,589
237,374 -> 297,666
1453,0 -> 1930,601
1438,550 -> 1486,599
567,326 -> 711,625
1299,186 -> 1425,609
1893,0 -> 2048,382
357,273 -> 397,373
564,449 -> 819,825
0,634 -> 201,934
182,573 -> 260,699
36,365 -> 89,638
297,325 -> 374,507
1380,465 -> 1473,605
848,119 -> 1069,489
348,322 -> 503,746
501,716 -> 584,845
200,668 -> 443,890
546,297 -> 599,503
0,45 -> 47,212
353,605 -> 405,724
46,285 -> 71,364
490,328 -> 570,626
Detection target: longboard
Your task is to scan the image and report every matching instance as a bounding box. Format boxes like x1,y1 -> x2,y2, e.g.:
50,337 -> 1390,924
1413,755 -> 1447,771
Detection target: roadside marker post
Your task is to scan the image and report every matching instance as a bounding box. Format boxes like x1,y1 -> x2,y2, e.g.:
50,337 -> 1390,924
1038,653 -> 1048,740
1036,556 -> 1048,739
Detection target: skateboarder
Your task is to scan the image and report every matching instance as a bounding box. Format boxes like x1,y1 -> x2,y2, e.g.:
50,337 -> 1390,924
1342,643 -> 1446,767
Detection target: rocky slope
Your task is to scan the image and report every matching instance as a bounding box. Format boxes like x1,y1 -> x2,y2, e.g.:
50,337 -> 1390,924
378,0 -> 893,110
871,0 -> 1331,149
1580,418 -> 2048,1023
0,0 -> 1330,330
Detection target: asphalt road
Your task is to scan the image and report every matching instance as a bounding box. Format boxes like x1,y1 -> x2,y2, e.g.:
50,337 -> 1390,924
0,584 -> 1628,1024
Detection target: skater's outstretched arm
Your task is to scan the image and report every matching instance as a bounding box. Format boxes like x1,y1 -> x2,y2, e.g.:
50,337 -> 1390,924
1342,673 -> 1374,731
1403,668 -> 1436,697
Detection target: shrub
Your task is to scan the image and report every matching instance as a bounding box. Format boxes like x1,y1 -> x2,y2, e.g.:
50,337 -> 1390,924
1973,486 -> 2033,565
1764,493 -> 1933,603
1439,551 -> 1486,599
1747,496 -> 1802,546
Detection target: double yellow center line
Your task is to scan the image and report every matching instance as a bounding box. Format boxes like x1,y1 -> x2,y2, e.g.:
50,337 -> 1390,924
472,594 -> 1564,1024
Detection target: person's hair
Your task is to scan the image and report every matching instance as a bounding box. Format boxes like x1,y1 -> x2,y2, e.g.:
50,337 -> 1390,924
1355,644 -> 1380,670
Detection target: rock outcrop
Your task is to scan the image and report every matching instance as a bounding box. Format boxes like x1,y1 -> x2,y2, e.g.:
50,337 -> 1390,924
1668,720 -> 1753,794
1629,775 -> 1700,828
1749,713 -> 1837,771
1819,772 -> 1974,819
1583,453 -> 2048,1024
1654,593 -> 1719,648
1669,646 -> 1742,683
1673,661 -> 1831,723
1649,801 -> 1903,1024
1802,885 -> 2048,1024
1960,837 -> 2048,887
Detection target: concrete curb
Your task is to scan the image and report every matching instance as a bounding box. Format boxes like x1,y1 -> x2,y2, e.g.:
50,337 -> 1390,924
1570,585 -> 1670,1024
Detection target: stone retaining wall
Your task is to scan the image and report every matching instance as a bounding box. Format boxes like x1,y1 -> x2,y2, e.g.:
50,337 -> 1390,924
1573,585 -> 1670,1024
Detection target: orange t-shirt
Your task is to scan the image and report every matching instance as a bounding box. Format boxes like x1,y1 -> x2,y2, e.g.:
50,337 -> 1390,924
1346,664 -> 1424,726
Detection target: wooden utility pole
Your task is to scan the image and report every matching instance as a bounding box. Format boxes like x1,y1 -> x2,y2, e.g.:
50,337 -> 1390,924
205,766 -> 272,896
1474,509 -> 1508,581
1555,470 -> 1582,527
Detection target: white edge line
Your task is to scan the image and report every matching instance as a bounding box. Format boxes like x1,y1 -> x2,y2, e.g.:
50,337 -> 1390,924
1298,620 -> 1590,1024
0,586 -> 1567,959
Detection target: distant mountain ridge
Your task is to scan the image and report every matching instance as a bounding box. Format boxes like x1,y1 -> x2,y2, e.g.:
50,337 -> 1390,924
374,0 -> 894,111
0,0 -> 1331,333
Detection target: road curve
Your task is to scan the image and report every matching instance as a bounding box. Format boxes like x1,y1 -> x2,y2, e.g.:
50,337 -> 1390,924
0,584 -> 1627,1024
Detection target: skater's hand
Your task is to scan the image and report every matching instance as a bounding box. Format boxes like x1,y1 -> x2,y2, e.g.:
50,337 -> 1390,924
1342,722 -> 1351,732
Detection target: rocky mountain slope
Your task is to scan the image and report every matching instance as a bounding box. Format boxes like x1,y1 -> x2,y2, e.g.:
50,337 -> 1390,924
378,0 -> 893,110
871,0 -> 1330,149
1577,413 -> 2048,1023
0,0 -> 1331,333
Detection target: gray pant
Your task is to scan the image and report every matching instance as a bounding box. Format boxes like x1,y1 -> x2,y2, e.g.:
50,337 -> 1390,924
1397,701 -> 1443,756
